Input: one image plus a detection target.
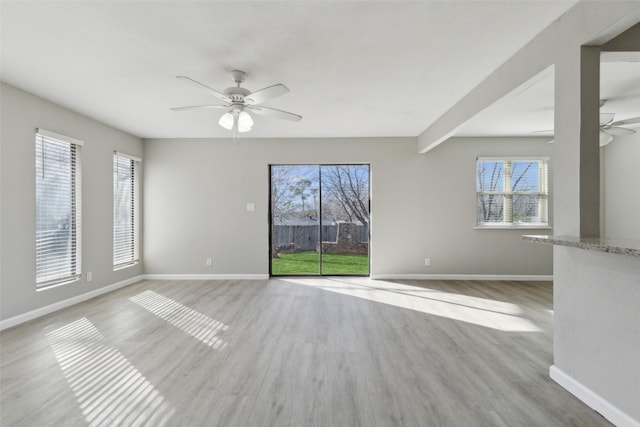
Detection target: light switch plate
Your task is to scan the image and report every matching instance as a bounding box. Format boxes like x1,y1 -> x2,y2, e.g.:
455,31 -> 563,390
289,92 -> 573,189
246,203 -> 255,212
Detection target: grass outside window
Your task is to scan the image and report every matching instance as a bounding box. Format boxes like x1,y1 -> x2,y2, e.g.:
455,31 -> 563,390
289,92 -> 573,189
271,251 -> 369,275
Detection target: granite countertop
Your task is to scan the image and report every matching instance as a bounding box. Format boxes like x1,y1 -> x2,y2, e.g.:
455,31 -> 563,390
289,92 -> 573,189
522,235 -> 640,258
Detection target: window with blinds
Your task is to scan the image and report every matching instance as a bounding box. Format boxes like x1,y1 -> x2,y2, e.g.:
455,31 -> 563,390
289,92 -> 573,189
35,130 -> 82,288
113,152 -> 140,269
476,157 -> 549,227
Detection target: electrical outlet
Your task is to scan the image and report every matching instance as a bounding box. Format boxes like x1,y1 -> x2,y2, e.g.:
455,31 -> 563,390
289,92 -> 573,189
206,258 -> 213,267
87,272 -> 92,282
424,258 -> 431,267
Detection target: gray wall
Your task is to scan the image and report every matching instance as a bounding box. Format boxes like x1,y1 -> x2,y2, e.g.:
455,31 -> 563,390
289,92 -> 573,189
0,83 -> 143,320
143,136 -> 552,277
0,83 -> 553,322
601,131 -> 640,240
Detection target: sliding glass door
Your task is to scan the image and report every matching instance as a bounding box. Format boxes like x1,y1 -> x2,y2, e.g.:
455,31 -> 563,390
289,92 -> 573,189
270,164 -> 370,276
270,165 -> 321,274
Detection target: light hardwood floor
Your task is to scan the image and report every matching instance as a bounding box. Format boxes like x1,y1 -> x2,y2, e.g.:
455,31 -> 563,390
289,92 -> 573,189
1,278 -> 611,426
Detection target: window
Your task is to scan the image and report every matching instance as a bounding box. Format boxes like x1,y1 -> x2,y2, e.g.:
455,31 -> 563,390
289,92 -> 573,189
476,157 -> 549,227
113,152 -> 140,269
35,129 -> 82,288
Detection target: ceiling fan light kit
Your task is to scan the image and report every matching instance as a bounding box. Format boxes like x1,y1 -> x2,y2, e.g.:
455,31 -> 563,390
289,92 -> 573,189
218,111 -> 235,130
171,69 -> 302,134
237,111 -> 253,133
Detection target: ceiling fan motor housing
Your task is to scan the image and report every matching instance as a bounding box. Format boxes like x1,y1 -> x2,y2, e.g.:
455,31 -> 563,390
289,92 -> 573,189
223,86 -> 251,104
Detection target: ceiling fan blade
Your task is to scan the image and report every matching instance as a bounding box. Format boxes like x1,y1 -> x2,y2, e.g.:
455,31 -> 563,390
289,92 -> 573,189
176,76 -> 231,103
605,126 -> 636,136
247,105 -> 302,121
599,130 -> 613,147
171,104 -> 228,111
599,113 -> 615,126
245,84 -> 289,105
611,116 -> 640,127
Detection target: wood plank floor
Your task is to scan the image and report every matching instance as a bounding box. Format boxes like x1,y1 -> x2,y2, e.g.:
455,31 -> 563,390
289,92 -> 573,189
1,278 -> 611,426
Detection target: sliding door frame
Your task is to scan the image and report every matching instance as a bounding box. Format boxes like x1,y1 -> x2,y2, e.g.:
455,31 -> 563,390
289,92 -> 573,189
268,163 -> 370,277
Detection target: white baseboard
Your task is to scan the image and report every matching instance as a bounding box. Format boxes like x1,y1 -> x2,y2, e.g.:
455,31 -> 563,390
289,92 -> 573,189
370,274 -> 553,281
0,275 -> 144,331
550,365 -> 639,427
142,274 -> 270,281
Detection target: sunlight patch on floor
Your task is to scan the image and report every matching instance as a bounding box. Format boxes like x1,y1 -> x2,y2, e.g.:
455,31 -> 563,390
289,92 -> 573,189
129,290 -> 228,349
281,278 -> 541,332
46,317 -> 174,427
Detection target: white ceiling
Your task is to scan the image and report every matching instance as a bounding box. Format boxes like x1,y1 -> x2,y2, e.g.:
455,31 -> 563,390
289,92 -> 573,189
455,60 -> 640,137
1,0 -> 614,140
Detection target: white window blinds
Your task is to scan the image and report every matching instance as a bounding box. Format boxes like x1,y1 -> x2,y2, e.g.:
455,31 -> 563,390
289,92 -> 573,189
35,130 -> 82,288
113,152 -> 140,269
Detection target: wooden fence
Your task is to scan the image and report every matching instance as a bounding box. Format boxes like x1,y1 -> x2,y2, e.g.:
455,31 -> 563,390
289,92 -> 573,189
273,225 -> 368,251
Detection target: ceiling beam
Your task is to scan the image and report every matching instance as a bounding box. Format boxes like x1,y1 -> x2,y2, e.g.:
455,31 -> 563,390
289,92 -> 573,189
417,1 -> 640,154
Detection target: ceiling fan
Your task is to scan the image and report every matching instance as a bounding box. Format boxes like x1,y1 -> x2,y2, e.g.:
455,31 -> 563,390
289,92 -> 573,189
535,100 -> 640,146
171,70 -> 302,133
598,112 -> 640,146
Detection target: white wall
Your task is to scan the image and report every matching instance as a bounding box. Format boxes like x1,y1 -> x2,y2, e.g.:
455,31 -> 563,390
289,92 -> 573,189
601,131 -> 640,240
0,83 -> 143,320
143,136 -> 552,277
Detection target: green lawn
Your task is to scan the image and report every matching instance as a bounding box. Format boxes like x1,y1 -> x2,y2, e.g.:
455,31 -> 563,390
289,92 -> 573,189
271,251 -> 369,275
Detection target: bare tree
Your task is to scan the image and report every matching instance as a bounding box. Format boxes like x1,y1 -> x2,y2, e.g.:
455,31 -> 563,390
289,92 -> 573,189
271,166 -> 295,223
477,161 -> 538,223
322,165 -> 369,224
270,166 -> 320,258
510,161 -> 535,222
477,162 -> 503,222
270,166 -> 296,258
270,165 -> 370,259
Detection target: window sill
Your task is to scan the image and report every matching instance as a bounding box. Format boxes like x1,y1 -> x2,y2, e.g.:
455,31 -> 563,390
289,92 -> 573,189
474,225 -> 552,230
114,261 -> 139,271
36,277 -> 80,291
